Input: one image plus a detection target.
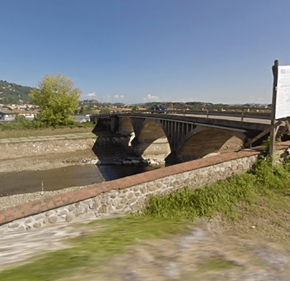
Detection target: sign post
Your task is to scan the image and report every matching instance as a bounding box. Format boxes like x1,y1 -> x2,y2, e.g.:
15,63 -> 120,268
269,60 -> 278,155
270,60 -> 290,155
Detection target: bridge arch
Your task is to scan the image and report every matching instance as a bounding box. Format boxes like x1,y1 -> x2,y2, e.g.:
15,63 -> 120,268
133,119 -> 171,162
177,128 -> 245,162
117,117 -> 135,147
118,117 -> 134,135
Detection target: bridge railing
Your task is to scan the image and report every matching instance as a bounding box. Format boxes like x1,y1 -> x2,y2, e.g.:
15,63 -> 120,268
93,108 -> 271,122
172,109 -> 271,120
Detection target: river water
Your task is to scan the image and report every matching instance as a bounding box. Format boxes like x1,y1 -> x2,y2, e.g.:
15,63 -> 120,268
0,164 -> 159,197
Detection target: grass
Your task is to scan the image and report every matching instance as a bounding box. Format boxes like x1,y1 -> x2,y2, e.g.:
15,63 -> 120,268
0,217 -> 188,281
198,258 -> 239,271
142,169 -> 259,221
142,156 -> 290,242
181,258 -> 242,281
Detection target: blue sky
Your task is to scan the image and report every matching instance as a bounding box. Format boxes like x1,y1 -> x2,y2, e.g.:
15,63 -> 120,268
1,0 -> 290,105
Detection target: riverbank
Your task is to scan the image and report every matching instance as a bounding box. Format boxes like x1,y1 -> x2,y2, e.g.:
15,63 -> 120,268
0,137 -> 96,173
0,132 -> 99,207
0,184 -> 89,210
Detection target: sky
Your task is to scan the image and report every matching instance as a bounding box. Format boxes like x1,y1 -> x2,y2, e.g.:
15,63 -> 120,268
1,0 -> 290,105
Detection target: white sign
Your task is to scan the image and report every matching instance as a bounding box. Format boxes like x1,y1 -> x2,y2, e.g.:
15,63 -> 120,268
275,65 -> 290,119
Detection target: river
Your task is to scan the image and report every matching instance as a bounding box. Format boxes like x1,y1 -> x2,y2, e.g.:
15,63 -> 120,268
0,164 -> 159,197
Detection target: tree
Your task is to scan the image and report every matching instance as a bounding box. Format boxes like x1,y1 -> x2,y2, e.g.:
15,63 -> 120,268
132,105 -> 139,111
100,107 -> 111,114
29,73 -> 81,126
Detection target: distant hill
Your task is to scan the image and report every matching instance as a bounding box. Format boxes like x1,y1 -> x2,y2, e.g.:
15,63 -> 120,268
0,80 -> 34,104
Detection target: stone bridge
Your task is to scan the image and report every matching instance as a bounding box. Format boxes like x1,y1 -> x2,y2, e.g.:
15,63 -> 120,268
92,112 -> 272,164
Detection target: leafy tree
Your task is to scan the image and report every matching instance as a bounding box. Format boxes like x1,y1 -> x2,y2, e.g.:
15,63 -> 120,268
100,107 -> 111,114
29,73 -> 81,126
15,114 -> 27,124
132,105 -> 139,111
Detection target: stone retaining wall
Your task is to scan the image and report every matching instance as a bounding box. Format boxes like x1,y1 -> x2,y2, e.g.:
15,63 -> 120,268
0,138 -> 96,160
1,142 -> 290,234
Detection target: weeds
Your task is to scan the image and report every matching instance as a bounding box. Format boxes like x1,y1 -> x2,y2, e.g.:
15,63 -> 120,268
0,119 -> 95,131
142,172 -> 257,220
0,119 -> 95,138
142,156 -> 290,223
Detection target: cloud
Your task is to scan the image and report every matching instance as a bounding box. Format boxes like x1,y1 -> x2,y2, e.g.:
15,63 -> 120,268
85,92 -> 96,97
143,94 -> 159,102
114,94 -> 125,99
82,93 -> 125,102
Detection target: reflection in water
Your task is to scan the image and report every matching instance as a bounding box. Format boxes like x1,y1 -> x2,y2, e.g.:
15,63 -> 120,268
98,165 -> 157,181
0,164 -> 159,197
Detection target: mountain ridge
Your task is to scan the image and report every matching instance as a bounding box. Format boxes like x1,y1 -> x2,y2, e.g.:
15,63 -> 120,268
0,80 -> 34,104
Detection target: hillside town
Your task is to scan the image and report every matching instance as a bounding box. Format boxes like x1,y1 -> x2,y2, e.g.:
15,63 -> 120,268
0,100 -> 272,124
0,103 -> 40,122
0,102 -> 136,123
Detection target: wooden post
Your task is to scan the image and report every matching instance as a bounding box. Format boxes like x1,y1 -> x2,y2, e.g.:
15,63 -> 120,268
269,60 -> 279,155
248,120 -> 282,147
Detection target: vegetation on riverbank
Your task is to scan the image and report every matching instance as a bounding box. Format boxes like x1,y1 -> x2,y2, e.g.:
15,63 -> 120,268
1,157 -> 290,280
0,121 -> 95,139
143,156 -> 290,242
